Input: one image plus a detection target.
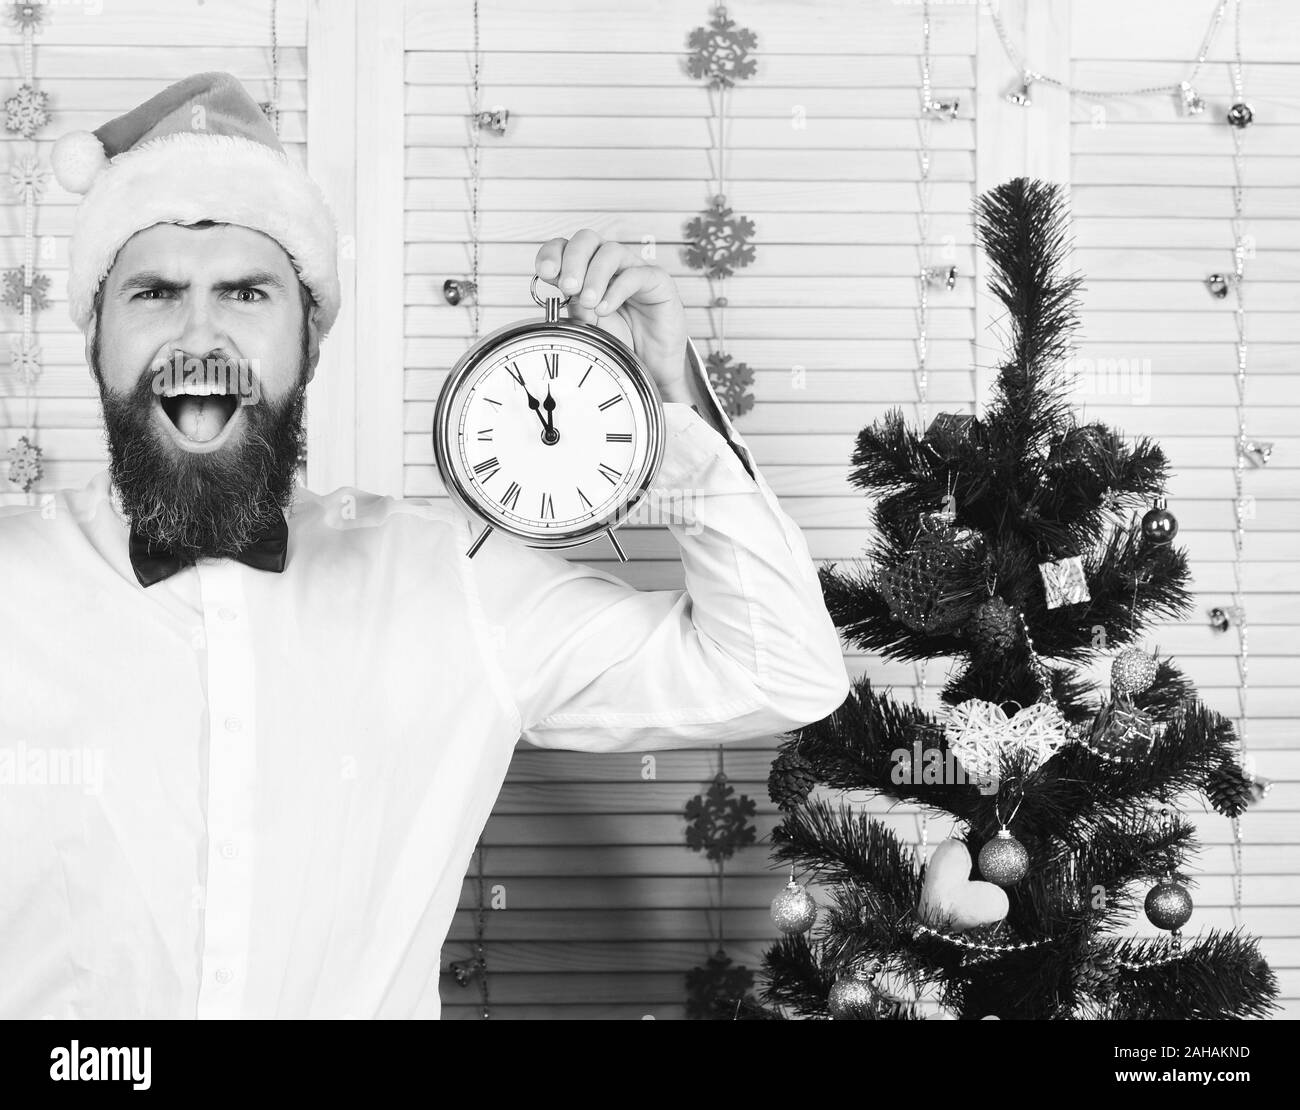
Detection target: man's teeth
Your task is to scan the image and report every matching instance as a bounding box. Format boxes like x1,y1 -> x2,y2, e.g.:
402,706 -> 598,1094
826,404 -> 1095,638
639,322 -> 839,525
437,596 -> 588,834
163,382 -> 230,397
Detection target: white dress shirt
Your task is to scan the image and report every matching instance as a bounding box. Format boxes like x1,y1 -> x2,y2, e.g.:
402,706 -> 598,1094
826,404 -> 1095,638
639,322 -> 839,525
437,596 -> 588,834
0,362 -> 850,1019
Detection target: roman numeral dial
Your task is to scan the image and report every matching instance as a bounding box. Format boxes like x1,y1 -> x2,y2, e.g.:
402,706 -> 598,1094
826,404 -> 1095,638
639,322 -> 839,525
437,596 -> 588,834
448,335 -> 660,542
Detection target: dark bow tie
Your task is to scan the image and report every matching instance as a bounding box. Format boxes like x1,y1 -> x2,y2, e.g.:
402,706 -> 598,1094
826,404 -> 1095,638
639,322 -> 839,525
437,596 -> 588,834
128,515 -> 289,588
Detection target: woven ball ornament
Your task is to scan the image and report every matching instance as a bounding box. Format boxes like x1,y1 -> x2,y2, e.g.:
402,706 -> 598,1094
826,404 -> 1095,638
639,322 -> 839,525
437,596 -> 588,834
1144,879 -> 1194,931
977,829 -> 1029,887
770,880 -> 818,934
1111,648 -> 1158,696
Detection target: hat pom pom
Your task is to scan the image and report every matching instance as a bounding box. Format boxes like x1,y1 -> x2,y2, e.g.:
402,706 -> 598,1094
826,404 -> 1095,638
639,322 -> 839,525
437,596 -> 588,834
52,130 -> 108,195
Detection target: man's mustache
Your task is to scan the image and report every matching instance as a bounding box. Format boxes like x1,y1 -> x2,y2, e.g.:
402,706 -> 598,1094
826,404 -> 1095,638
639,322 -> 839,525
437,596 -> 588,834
145,351 -> 264,406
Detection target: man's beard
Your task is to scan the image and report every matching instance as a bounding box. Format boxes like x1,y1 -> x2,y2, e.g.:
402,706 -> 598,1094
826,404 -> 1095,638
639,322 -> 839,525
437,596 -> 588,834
94,343 -> 308,565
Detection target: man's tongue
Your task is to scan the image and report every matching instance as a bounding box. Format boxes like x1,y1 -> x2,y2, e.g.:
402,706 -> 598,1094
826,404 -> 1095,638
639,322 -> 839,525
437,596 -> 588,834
174,396 -> 226,443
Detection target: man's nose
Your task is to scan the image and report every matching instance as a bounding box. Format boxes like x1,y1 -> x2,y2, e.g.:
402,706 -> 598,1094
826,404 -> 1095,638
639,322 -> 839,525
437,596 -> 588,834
174,298 -> 230,355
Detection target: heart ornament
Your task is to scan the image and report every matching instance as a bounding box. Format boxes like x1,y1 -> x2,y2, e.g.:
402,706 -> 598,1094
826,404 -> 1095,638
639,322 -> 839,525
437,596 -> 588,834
918,839 -> 1009,932
943,698 -> 1068,780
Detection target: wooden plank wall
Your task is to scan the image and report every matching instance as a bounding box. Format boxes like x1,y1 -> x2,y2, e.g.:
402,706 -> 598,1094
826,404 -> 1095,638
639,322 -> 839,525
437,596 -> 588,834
1,0 -> 1295,1019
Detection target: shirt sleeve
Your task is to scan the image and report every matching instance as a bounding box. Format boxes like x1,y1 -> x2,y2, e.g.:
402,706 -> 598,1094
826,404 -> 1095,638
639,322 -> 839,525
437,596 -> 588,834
459,344 -> 852,753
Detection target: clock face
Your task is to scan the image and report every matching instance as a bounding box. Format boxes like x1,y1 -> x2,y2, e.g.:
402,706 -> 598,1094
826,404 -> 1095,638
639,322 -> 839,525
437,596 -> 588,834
439,325 -> 663,545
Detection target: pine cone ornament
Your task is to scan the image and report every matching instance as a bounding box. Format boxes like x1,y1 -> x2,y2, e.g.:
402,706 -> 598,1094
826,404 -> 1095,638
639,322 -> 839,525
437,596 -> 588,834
969,596 -> 1017,652
768,748 -> 817,810
1074,952 -> 1119,999
1206,760 -> 1272,818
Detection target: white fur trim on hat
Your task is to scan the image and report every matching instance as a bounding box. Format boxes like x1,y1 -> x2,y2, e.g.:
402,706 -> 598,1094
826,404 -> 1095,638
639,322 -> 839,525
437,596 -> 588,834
66,131 -> 340,336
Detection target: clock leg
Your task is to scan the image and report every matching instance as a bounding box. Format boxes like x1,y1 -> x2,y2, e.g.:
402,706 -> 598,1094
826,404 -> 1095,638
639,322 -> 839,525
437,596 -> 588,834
605,527 -> 628,563
467,524 -> 494,558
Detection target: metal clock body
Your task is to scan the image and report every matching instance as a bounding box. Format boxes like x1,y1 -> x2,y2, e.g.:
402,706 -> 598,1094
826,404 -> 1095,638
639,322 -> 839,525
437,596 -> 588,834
433,276 -> 670,561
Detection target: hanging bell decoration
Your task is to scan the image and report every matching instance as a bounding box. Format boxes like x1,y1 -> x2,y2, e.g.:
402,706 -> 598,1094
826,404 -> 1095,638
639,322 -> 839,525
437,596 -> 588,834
443,278 -> 478,306
1005,71 -> 1033,107
1205,273 -> 1235,299
473,107 -> 510,134
1226,101 -> 1254,129
922,265 -> 958,290
1208,606 -> 1234,633
1177,81 -> 1205,116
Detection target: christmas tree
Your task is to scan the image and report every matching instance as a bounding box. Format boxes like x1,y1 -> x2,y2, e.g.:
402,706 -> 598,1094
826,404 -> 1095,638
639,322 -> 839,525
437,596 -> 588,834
748,178 -> 1278,1021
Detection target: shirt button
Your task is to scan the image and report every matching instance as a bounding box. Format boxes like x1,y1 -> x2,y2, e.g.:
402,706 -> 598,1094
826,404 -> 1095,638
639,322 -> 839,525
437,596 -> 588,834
219,841 -> 239,859
218,607 -> 237,622
224,716 -> 242,733
215,968 -> 234,985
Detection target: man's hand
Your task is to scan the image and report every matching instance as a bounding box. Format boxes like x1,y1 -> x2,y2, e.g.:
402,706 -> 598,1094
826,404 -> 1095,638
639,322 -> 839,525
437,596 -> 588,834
534,230 -> 691,402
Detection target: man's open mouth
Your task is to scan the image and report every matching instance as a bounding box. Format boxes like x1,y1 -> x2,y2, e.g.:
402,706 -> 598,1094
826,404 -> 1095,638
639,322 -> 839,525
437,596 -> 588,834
158,383 -> 241,446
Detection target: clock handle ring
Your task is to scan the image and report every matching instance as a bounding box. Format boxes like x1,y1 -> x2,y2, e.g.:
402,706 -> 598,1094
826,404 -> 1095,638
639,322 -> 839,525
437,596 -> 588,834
530,273 -> 572,315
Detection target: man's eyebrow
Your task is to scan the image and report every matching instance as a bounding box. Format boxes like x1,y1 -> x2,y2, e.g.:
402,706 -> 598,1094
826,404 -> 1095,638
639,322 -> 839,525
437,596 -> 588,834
213,271 -> 287,293
118,272 -> 187,294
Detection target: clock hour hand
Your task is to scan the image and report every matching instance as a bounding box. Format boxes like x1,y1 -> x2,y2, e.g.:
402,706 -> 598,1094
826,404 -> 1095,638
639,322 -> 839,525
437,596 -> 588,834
524,388 -> 551,431
542,385 -> 556,433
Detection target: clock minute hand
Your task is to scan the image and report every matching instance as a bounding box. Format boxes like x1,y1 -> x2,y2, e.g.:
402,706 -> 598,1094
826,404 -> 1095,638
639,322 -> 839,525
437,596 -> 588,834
523,386 -> 550,431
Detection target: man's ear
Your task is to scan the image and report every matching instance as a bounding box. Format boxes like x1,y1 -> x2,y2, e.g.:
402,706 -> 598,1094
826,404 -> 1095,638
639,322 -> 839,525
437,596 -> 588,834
84,316 -> 99,384
303,305 -> 323,384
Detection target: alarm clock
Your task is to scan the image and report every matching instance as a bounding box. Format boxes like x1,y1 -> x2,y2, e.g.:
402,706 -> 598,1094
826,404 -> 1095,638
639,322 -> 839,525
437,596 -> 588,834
433,275 -> 678,562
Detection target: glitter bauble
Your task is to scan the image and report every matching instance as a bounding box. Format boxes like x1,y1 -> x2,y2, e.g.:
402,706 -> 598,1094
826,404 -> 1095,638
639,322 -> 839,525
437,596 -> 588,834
770,880 -> 818,934
977,829 -> 1029,887
1140,497 -> 1178,544
969,596 -> 1018,652
827,973 -> 875,1019
1111,648 -> 1159,696
1144,880 -> 1193,931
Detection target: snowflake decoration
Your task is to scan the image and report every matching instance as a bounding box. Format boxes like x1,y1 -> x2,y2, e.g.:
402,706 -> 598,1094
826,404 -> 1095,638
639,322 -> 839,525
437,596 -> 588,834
9,335 -> 40,384
1,269 -> 50,312
7,434 -> 42,492
684,196 -> 756,279
5,83 -> 50,138
9,2 -> 45,31
684,772 -> 757,861
704,349 -> 754,420
685,947 -> 754,1020
7,152 -> 48,200
686,5 -> 758,88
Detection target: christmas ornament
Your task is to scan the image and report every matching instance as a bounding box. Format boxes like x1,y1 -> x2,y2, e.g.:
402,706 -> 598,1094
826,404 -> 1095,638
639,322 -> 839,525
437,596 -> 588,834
1075,951 -> 1119,1000
877,520 -> 982,634
1226,101 -> 1253,129
767,747 -> 817,810
473,108 -> 509,134
1240,439 -> 1273,468
9,1 -> 46,31
921,264 -> 957,290
704,349 -> 755,419
1208,605 -> 1234,633
6,152 -> 47,200
922,98 -> 959,120
685,195 -> 756,280
4,82 -> 48,138
1,269 -> 50,312
918,839 -> 1009,932
924,411 -> 975,441
1205,272 -> 1234,298
684,773 -> 757,862
1038,555 -> 1090,609
1005,71 -> 1033,106
943,699 -> 1068,780
6,433 -> 42,492
1141,497 -> 1179,544
1206,761 -> 1272,818
686,4 -> 758,88
827,968 -> 875,1019
1144,878 -> 1193,931
8,335 -> 40,385
1177,80 -> 1205,115
1082,699 -> 1159,760
1111,648 -> 1158,696
770,879 -> 818,934
442,278 -> 477,306
969,596 -> 1017,652
977,829 -> 1029,887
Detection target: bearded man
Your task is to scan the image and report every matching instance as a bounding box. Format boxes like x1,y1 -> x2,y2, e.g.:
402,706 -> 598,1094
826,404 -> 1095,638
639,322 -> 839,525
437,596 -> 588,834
0,72 -> 849,1019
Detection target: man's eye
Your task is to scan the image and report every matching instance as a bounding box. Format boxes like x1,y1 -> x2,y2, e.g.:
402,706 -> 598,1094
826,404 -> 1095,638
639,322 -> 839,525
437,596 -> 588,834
230,288 -> 266,304
135,289 -> 173,301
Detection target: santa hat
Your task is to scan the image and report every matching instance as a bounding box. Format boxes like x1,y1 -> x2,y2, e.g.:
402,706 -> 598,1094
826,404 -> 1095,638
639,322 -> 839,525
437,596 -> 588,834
52,71 -> 340,336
